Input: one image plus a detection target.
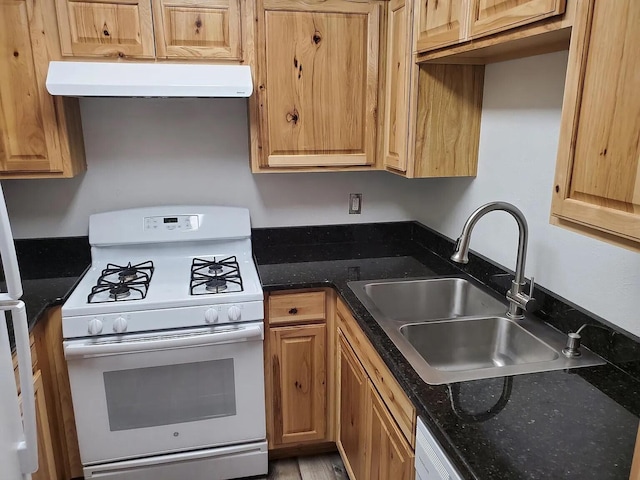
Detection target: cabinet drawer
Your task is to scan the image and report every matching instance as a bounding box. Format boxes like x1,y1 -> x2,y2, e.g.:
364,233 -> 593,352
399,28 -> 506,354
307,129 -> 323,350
269,291 -> 326,325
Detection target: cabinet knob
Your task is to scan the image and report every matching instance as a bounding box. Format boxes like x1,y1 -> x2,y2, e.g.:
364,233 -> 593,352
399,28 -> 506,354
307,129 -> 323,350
288,307 -> 298,315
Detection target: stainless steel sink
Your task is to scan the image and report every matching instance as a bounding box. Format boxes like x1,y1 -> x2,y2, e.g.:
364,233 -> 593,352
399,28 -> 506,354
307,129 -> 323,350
400,317 -> 558,371
348,277 -> 605,384
357,277 -> 505,322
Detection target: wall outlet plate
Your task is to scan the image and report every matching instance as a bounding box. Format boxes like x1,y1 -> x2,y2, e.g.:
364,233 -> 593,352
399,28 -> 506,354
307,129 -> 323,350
349,194 -> 362,214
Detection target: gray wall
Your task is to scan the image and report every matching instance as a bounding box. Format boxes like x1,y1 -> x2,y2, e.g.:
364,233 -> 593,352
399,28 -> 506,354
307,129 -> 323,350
3,51 -> 639,337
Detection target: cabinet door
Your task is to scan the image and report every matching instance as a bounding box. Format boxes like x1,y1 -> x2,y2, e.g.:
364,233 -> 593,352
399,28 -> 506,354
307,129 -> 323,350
469,0 -> 565,39
17,370 -> 58,480
254,0 -> 381,169
0,0 -> 75,175
270,324 -> 327,445
55,0 -> 155,58
337,334 -> 368,480
416,0 -> 465,52
32,371 -> 58,480
383,0 -> 413,172
153,0 -> 242,59
366,379 -> 414,480
551,0 -> 640,250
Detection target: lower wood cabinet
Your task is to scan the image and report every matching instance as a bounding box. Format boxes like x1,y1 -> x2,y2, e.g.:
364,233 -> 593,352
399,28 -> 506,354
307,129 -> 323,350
265,290 -> 415,479
31,370 -> 57,480
366,378 -> 414,480
265,289 -> 333,451
269,323 -> 327,446
337,334 -> 368,479
33,307 -> 83,480
13,337 -> 57,480
336,298 -> 415,480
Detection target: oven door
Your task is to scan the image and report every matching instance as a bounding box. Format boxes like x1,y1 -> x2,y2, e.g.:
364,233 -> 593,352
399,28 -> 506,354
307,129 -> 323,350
64,322 -> 265,466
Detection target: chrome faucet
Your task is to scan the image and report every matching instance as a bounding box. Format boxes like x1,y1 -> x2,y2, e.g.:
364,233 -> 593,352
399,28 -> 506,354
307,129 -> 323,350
450,201 -> 537,319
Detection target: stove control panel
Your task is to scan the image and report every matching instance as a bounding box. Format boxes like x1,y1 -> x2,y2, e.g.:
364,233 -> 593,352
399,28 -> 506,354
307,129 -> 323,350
144,215 -> 199,232
64,301 -> 265,339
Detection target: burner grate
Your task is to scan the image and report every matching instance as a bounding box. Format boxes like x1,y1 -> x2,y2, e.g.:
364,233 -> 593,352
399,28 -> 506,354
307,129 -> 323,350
88,261 -> 154,304
190,256 -> 243,295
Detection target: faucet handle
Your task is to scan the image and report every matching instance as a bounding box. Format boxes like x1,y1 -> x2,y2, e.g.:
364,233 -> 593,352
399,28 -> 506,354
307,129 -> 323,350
524,276 -> 538,312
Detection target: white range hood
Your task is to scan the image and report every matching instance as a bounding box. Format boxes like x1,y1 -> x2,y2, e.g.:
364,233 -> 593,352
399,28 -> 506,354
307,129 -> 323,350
46,61 -> 253,98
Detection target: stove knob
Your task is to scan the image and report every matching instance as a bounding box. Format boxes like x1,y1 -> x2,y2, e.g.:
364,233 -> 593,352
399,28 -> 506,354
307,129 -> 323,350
88,318 -> 103,335
113,317 -> 128,333
204,308 -> 219,324
228,306 -> 241,322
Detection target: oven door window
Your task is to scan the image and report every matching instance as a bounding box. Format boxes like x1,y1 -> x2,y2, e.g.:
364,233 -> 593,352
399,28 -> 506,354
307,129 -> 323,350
103,358 -> 236,431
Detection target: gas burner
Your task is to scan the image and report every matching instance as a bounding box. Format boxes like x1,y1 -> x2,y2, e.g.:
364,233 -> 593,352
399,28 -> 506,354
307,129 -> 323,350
109,283 -> 131,300
209,264 -> 223,274
206,278 -> 227,292
102,261 -> 154,284
191,256 -> 243,296
88,260 -> 154,304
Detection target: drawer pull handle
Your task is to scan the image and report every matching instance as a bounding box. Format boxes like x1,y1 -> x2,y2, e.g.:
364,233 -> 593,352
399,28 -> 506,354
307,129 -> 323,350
289,308 -> 298,315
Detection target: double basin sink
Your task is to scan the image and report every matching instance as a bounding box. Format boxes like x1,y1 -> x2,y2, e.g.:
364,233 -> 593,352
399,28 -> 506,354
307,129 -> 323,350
349,277 -> 605,385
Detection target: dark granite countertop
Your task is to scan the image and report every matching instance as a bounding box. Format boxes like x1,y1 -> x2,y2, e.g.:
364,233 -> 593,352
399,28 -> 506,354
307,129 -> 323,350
6,224 -> 639,479
4,236 -> 89,352
5,276 -> 84,351
254,224 -> 640,480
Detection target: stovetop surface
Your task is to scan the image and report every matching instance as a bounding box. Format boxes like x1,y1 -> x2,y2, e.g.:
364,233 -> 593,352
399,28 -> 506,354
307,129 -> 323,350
62,251 -> 262,317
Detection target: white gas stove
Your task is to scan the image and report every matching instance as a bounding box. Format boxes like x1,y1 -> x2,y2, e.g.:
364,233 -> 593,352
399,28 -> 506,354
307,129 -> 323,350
62,206 -> 267,480
62,206 -> 264,338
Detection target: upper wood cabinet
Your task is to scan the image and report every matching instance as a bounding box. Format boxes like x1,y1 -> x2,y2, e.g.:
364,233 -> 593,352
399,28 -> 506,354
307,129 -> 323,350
152,0 -> 242,59
55,0 -> 156,58
383,0 -> 484,178
551,0 -> 640,251
383,0 -> 412,172
250,0 -> 383,171
469,0 -> 566,39
54,0 -> 246,60
416,0 -> 566,53
0,0 -> 85,178
416,0 -> 465,52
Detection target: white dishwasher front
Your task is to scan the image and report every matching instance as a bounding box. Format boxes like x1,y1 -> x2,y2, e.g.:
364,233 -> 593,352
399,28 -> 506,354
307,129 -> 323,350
415,417 -> 463,480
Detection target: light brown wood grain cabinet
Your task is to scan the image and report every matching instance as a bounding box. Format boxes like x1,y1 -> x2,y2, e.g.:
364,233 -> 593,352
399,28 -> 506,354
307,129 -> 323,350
13,334 -> 57,480
33,307 -> 83,480
265,290 -> 332,449
416,0 -> 566,53
0,0 -> 85,179
383,0 -> 484,178
54,0 -> 245,61
551,0 -> 640,252
336,298 -> 416,480
337,334 -> 368,479
250,0 -> 384,172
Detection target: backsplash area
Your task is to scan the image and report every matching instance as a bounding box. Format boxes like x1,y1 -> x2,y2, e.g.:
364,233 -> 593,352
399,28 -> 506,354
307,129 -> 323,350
3,51 -> 639,339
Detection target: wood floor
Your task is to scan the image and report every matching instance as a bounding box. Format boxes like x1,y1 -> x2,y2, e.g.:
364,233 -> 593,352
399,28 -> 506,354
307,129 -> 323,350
257,453 -> 348,480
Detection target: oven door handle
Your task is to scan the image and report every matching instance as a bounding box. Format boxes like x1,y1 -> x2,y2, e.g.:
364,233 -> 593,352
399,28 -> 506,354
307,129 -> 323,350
64,324 -> 264,359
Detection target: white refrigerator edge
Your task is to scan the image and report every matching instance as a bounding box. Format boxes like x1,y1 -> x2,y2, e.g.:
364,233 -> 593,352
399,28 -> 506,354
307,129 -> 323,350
0,182 -> 38,480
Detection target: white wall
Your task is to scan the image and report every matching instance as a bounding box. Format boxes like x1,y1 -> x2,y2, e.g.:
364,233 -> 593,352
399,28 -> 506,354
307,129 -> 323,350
406,51 -> 640,337
3,51 -> 639,337
2,97 -> 424,237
